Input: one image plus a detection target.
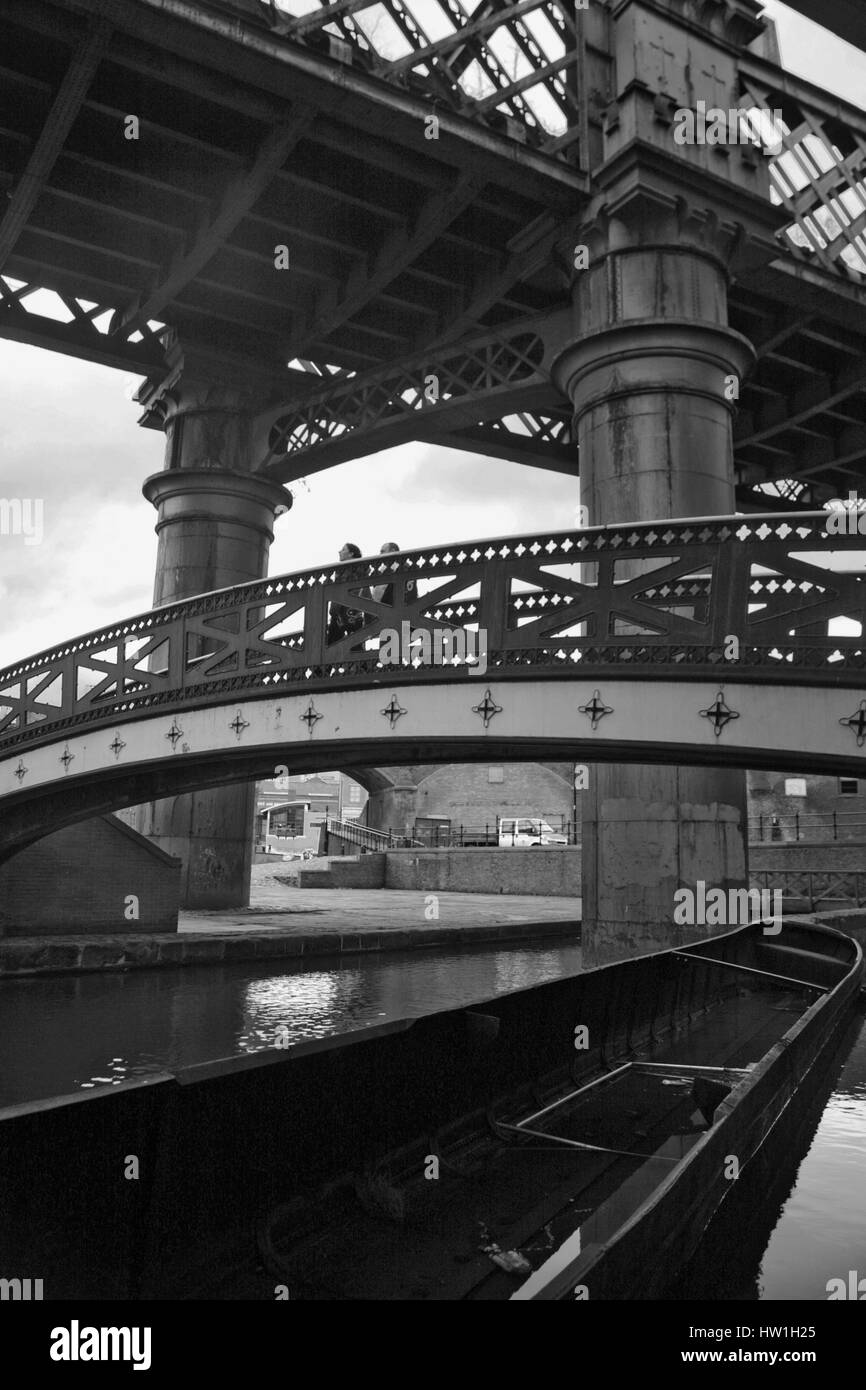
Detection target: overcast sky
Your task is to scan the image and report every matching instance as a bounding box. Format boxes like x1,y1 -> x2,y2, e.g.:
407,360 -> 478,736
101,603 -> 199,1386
1,1 -> 865,670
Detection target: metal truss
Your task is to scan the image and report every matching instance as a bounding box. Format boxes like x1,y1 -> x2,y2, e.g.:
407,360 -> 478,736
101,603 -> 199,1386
260,0 -> 581,159
0,274 -> 165,372
740,68 -> 866,281
260,324 -> 550,476
422,409 -> 575,469
2,512 -> 864,758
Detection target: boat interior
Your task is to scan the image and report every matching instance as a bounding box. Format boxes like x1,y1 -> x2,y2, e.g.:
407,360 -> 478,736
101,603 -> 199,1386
244,923 -> 860,1301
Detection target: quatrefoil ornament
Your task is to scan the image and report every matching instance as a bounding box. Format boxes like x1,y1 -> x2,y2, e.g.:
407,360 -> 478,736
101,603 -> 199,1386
700,691 -> 740,737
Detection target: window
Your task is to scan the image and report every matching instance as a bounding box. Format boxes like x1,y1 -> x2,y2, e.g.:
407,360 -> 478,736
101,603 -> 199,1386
784,778 -> 807,798
840,778 -> 859,796
348,785 -> 361,803
488,766 -> 504,783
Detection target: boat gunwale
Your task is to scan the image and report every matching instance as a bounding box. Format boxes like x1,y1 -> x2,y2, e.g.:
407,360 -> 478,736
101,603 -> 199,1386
511,920 -> 863,1300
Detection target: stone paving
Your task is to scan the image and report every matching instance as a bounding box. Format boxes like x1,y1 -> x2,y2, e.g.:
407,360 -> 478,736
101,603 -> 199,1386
179,859 -> 580,937
0,861 -> 580,976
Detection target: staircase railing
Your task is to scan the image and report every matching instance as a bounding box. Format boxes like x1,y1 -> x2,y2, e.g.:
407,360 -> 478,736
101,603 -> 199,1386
325,817 -> 422,851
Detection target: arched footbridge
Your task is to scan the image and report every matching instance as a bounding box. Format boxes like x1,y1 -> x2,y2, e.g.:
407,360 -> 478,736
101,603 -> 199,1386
1,513 -> 865,859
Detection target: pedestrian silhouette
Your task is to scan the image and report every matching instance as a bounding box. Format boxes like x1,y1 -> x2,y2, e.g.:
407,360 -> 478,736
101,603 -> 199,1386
327,542 -> 366,644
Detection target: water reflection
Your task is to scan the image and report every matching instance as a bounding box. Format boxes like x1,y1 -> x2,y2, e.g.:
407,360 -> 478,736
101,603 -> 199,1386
0,940 -> 582,1108
666,1010 -> 866,1301
755,1019 -> 866,1300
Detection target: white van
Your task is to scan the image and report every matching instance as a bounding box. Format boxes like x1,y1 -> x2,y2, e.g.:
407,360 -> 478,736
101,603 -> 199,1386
498,817 -> 568,847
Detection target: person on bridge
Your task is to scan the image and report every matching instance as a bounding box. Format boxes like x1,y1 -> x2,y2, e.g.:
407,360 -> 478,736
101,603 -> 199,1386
327,542 -> 367,645
371,541 -> 417,608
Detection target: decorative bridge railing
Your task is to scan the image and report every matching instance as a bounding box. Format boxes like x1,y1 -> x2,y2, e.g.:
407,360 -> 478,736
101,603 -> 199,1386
751,871 -> 866,909
1,512 -> 864,758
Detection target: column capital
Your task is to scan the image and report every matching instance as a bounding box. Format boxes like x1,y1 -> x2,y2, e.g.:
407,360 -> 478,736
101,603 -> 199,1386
574,157 -> 786,277
135,330 -> 290,432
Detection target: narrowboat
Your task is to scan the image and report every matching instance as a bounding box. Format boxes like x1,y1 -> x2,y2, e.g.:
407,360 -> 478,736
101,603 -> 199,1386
248,917 -> 863,1300
0,917 -> 861,1300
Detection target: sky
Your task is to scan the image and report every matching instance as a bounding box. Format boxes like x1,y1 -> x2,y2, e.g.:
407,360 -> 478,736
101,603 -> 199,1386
1,1 -> 865,671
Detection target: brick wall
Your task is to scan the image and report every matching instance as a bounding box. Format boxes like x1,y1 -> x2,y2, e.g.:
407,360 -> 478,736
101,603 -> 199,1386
749,771 -> 866,842
750,841 -> 866,871
0,816 -> 182,936
384,847 -> 581,896
413,762 -> 578,833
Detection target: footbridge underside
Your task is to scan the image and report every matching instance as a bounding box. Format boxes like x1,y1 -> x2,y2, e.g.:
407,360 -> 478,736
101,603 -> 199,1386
1,513 -> 864,858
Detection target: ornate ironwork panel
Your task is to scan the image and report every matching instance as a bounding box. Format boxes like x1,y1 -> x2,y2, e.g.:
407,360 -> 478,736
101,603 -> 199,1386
1,513 -> 865,756
262,327 -> 548,470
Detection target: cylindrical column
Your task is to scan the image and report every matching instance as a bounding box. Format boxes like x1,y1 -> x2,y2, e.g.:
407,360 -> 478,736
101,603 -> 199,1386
144,468 -> 289,604
552,244 -> 754,965
136,454 -> 291,908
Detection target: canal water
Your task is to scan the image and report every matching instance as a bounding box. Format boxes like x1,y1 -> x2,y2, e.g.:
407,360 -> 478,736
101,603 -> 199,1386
1,941 -> 863,1299
0,939 -> 582,1107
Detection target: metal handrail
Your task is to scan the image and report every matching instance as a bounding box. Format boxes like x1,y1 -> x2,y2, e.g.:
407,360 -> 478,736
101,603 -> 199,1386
1,512 -> 864,757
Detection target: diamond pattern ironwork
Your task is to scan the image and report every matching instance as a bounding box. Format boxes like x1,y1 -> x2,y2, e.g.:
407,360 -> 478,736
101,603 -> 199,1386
0,514 -> 865,759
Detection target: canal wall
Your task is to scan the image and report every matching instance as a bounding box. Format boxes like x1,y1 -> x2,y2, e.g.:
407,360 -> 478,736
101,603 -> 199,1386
383,846 -> 581,895
0,816 -> 181,937
294,848 -> 582,895
0,917 -> 580,977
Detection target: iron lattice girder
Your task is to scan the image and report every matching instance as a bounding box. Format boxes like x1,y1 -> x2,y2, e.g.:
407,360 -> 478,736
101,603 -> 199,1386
261,0 -> 580,145
259,323 -> 555,478
0,273 -> 164,372
421,411 -> 576,473
740,58 -> 866,283
2,0 -> 866,391
0,0 -> 586,375
1,512 -> 865,759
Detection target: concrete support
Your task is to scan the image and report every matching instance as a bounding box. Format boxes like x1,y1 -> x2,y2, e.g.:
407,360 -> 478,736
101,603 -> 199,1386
552,239 -> 755,964
134,355 -> 291,908
364,779 -> 422,837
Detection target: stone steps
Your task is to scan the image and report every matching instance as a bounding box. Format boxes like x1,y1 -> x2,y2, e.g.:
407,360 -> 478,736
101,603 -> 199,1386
297,853 -> 386,889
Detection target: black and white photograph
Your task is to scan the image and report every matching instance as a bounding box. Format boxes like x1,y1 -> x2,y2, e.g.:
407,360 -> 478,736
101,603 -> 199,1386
0,0 -> 865,1357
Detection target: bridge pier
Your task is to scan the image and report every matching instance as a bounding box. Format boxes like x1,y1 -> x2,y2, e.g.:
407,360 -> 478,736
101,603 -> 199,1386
133,353 -> 291,908
552,229 -> 756,965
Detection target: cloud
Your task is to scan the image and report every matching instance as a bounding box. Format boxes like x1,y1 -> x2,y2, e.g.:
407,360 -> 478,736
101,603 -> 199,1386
0,346 -> 580,671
